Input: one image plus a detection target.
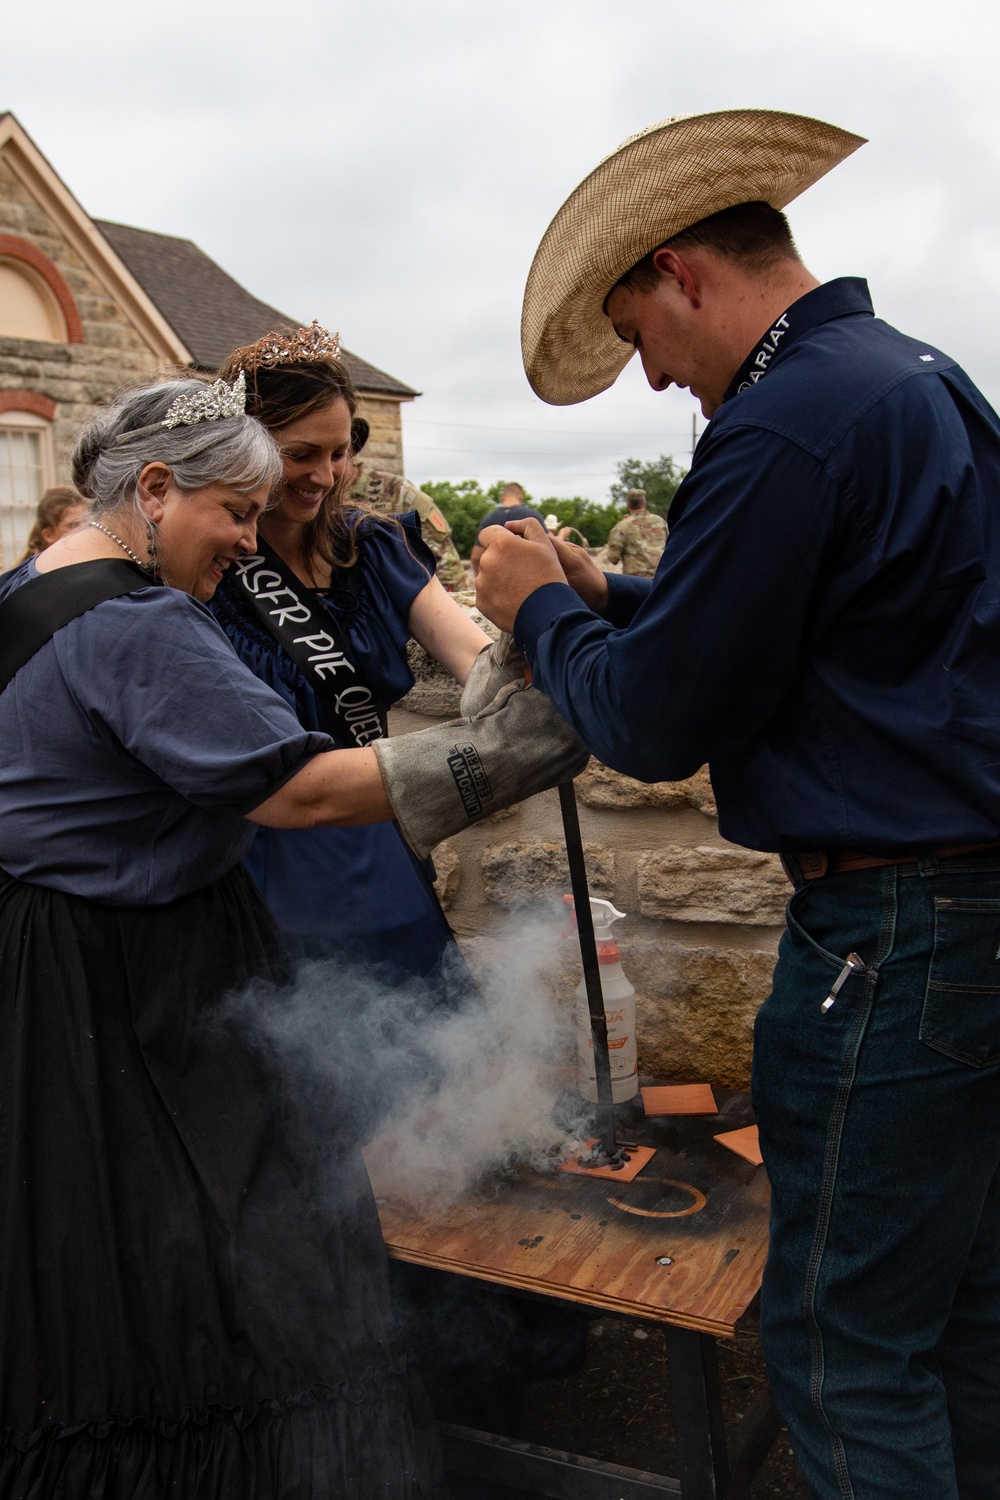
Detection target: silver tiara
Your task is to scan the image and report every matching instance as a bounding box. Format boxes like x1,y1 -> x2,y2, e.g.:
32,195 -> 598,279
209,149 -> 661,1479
161,371 -> 247,428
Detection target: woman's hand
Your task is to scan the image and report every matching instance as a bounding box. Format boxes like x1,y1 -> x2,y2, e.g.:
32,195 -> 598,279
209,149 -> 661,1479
407,575 -> 491,685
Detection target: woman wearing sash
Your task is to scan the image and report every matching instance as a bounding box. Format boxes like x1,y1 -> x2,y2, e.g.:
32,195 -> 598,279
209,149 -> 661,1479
210,325 -> 491,988
0,374 -> 585,1499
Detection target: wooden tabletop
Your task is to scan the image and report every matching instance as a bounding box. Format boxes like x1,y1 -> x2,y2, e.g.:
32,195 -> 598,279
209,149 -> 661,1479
366,1090 -> 769,1339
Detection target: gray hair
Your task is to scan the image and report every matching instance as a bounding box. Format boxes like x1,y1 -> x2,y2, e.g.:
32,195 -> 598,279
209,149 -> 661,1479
71,379 -> 283,516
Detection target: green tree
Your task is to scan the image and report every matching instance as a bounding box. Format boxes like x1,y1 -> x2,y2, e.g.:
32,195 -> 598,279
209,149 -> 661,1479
610,454 -> 686,517
421,479 -> 494,557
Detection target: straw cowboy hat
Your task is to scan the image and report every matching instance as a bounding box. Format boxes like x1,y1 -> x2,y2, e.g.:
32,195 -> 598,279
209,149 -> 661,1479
521,109 -> 866,406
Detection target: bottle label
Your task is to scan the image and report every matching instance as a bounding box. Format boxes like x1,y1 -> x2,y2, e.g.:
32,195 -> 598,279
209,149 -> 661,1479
576,1012 -> 637,1079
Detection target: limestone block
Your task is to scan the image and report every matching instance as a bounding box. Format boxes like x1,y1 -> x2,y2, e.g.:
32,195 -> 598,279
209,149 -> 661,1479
682,766 -> 718,817
431,839 -> 461,911
637,844 -> 787,925
576,760 -> 717,818
482,838 -> 615,906
398,643 -> 463,718
626,940 -> 778,1089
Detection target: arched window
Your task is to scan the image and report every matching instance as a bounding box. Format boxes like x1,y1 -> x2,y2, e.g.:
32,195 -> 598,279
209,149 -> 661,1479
0,407 -> 56,568
0,235 -> 82,344
0,258 -> 69,343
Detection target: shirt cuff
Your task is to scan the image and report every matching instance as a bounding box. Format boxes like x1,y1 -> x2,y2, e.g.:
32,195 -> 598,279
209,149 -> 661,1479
604,572 -> 653,628
513,581 -> 591,662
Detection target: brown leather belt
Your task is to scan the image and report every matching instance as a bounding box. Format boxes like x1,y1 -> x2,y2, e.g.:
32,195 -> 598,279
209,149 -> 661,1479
786,843 -> 1000,881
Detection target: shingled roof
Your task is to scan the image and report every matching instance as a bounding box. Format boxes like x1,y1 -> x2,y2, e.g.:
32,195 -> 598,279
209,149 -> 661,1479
94,220 -> 418,399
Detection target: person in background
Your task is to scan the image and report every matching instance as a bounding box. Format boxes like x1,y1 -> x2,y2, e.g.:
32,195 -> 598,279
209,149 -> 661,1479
210,324 -> 491,993
349,416 -> 468,590
544,513 -> 585,546
605,487 -> 668,576
18,484 -> 87,560
470,481 -> 545,574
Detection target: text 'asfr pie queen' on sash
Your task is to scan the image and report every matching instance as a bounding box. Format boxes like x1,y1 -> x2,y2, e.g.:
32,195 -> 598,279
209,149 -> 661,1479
232,549 -> 386,748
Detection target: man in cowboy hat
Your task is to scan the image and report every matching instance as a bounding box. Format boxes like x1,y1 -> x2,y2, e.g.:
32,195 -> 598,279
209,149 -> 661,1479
473,110 -> 1000,1499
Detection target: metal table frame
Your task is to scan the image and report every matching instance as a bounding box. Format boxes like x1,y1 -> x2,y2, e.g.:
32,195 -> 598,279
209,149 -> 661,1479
437,1315 -> 782,1500
370,1085 -> 781,1498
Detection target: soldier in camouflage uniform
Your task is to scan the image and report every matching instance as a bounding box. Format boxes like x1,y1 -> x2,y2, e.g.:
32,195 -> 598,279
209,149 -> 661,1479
605,488 -> 668,577
348,418 -> 468,591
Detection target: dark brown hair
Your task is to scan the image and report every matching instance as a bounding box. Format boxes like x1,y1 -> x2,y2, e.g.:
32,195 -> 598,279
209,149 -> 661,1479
20,485 -> 84,560
218,343 -> 370,573
612,201 -> 800,300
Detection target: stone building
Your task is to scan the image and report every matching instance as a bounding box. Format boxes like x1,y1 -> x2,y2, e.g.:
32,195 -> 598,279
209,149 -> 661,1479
0,112 -> 417,568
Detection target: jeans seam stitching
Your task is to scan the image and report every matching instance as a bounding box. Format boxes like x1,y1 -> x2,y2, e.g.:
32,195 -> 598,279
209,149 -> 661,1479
802,866 -> 898,1500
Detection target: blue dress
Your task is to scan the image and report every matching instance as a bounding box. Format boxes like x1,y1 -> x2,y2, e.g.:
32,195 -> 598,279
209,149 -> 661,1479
210,512 -> 459,984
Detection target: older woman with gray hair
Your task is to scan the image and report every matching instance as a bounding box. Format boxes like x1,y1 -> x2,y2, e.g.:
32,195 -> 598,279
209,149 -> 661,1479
0,376 -> 585,1500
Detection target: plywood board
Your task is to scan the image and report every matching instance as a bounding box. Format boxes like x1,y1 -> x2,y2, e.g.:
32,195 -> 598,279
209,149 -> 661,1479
714,1125 -> 763,1166
642,1084 -> 718,1116
366,1090 -> 769,1339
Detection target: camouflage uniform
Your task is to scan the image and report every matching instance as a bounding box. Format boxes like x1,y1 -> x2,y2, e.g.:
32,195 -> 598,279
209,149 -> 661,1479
605,499 -> 668,577
350,464 -> 468,591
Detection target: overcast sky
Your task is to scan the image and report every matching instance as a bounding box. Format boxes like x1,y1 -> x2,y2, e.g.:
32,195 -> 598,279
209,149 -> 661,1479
5,0 -> 1000,501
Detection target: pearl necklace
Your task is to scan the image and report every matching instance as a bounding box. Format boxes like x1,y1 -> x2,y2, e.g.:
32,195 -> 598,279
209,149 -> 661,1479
87,520 -> 148,569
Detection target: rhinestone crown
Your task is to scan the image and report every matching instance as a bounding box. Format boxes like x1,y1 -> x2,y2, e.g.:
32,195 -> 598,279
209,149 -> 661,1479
161,370 -> 247,428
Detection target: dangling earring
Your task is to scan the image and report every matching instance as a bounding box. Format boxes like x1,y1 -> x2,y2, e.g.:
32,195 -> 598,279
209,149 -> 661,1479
145,518 -> 160,579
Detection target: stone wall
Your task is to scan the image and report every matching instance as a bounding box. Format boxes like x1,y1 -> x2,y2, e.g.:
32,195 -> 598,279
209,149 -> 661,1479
356,391 -> 408,475
391,622 -> 786,1091
0,159 -> 165,480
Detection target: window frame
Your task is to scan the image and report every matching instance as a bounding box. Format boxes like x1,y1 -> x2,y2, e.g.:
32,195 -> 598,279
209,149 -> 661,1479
0,409 -> 57,569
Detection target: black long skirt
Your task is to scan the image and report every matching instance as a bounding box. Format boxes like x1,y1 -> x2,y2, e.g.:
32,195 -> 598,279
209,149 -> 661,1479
0,866 -> 443,1499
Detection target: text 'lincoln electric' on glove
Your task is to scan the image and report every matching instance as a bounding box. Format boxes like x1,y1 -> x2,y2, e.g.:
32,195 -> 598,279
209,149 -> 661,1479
374,679 -> 590,860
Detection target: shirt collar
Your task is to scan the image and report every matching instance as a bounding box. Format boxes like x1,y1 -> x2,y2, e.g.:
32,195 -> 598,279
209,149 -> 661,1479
721,277 -> 874,405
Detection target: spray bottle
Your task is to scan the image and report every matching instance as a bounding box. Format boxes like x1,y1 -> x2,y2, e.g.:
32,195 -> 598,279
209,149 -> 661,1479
564,896 -> 638,1104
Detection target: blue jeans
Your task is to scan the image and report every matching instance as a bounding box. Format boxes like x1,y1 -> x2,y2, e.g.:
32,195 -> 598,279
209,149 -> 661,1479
752,856 -> 1000,1500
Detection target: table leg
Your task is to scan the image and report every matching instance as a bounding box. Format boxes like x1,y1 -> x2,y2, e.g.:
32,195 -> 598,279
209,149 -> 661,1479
665,1327 -> 731,1500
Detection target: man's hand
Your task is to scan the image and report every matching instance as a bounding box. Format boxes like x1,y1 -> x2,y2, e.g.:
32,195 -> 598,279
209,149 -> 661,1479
475,518 -> 568,632
550,537 -> 610,615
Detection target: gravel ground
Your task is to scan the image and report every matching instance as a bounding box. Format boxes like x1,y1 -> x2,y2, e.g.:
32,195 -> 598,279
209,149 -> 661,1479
506,1304 -> 808,1497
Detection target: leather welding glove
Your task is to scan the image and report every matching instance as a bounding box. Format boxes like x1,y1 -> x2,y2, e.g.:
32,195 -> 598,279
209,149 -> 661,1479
374,680 -> 589,859
460,632 -> 530,716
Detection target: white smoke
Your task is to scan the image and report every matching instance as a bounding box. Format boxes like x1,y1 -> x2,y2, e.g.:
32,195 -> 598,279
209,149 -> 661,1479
225,905 -> 592,1211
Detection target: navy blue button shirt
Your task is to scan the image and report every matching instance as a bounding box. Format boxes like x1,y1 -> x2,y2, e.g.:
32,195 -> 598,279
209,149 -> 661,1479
514,278 -> 1000,854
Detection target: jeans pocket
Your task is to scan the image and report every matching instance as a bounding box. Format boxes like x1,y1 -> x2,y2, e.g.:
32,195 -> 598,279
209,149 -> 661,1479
920,897 -> 1000,1066
784,885 -> 854,972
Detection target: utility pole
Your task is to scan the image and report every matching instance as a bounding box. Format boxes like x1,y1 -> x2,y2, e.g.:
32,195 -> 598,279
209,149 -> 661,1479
691,412 -> 698,458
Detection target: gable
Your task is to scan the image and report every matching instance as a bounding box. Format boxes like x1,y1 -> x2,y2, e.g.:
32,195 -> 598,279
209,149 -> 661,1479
0,113 -> 190,364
